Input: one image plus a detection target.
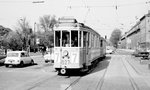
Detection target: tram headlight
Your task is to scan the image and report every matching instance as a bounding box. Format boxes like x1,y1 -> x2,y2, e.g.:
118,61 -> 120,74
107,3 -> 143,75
63,50 -> 68,56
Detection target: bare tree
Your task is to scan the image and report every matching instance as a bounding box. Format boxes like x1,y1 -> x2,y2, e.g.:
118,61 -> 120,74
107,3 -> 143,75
39,15 -> 57,32
15,17 -> 32,50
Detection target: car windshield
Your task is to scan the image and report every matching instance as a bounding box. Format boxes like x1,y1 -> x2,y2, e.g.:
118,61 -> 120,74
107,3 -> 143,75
7,53 -> 19,57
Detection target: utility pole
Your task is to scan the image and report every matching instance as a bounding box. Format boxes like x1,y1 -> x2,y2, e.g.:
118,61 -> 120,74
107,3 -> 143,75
34,22 -> 36,53
145,16 -> 147,52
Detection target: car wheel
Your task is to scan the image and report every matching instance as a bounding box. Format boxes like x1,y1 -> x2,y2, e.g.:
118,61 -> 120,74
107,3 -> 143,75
5,64 -> 9,68
51,60 -> 54,63
19,61 -> 24,67
31,60 -> 34,65
45,61 -> 48,63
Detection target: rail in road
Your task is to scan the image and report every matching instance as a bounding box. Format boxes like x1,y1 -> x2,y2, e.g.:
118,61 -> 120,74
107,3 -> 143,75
95,62 -> 108,90
96,55 -> 140,90
122,56 -> 139,90
1,54 -> 150,90
75,55 -> 150,90
65,58 -> 108,90
115,55 -> 149,90
124,55 -> 150,90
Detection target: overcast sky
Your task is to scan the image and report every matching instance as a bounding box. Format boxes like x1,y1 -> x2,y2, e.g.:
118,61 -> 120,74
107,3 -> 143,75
0,0 -> 150,38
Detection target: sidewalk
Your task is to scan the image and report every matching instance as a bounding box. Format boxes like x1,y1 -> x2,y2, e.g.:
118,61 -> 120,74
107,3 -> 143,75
118,49 -> 150,75
118,49 -> 134,52
30,52 -> 42,57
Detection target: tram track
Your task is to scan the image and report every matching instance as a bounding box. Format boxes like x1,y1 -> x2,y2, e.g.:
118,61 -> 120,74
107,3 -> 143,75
64,77 -> 81,90
26,74 -> 77,90
86,58 -> 109,90
64,59 -> 107,90
95,65 -> 108,90
122,56 -> 139,90
126,55 -> 141,75
64,65 -> 99,90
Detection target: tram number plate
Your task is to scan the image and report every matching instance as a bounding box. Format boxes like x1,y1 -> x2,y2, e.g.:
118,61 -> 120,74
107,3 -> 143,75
61,60 -> 70,65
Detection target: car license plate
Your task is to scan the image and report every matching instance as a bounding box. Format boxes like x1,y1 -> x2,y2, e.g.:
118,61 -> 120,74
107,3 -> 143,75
8,60 -> 13,63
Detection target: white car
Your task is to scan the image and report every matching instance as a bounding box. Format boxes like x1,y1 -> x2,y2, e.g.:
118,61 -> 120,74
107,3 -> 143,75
106,48 -> 114,54
44,52 -> 54,63
4,51 -> 34,67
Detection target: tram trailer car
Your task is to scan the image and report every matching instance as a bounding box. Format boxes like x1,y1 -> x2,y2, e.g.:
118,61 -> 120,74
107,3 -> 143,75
53,17 -> 106,75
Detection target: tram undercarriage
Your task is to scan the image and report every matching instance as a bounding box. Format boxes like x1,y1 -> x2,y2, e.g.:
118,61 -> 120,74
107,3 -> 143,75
55,56 -> 103,75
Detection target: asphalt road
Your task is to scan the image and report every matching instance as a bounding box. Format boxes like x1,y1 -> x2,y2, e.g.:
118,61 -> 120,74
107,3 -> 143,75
0,51 -> 150,90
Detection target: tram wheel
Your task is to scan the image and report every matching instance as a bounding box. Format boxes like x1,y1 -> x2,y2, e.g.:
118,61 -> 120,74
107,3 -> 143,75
60,68 -> 67,75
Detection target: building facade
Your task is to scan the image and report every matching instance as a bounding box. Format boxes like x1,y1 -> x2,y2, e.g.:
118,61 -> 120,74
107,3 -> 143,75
120,11 -> 150,51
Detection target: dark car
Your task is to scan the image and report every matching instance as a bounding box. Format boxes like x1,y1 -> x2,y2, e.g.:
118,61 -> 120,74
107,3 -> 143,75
0,55 -> 6,65
139,52 -> 149,59
0,49 -> 7,65
132,50 -> 149,59
132,49 -> 142,57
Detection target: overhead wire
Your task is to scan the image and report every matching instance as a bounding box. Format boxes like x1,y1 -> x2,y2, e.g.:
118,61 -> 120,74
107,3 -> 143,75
83,7 -> 90,23
82,0 -> 90,23
64,1 -> 150,8
0,0 -> 45,3
63,0 -> 72,16
0,0 -> 149,6
0,0 -> 32,3
114,0 -> 120,28
62,0 -> 150,27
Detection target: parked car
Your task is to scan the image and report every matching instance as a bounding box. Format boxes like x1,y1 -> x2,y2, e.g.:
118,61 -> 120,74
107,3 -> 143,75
0,50 -> 6,65
44,51 -> 54,63
4,51 -> 34,67
133,51 -> 149,58
106,48 -> 114,54
0,55 -> 6,65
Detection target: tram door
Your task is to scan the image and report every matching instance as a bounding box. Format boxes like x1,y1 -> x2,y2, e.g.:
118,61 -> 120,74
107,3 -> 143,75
83,31 -> 89,67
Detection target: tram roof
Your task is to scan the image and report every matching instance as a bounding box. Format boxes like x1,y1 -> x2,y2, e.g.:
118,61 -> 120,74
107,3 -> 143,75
54,23 -> 100,36
54,17 -> 101,36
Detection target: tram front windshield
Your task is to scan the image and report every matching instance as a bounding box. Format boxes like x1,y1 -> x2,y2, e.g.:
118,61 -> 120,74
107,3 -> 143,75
55,30 -> 78,47
62,31 -> 70,47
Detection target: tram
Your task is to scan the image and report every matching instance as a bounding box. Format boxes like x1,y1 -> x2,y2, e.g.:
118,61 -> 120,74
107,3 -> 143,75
53,17 -> 106,74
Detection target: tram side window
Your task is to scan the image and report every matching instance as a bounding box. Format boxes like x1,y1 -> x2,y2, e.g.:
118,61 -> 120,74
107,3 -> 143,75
88,33 -> 91,48
55,31 -> 61,47
93,35 -> 95,48
71,31 -> 78,47
91,34 -> 93,47
62,31 -> 70,47
83,31 -> 88,47
79,31 -> 82,47
100,40 -> 103,47
87,33 -> 90,47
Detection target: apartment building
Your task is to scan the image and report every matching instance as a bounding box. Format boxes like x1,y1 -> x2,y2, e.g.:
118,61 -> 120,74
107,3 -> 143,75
120,11 -> 150,51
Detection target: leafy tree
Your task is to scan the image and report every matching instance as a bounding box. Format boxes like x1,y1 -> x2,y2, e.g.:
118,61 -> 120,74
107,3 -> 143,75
0,25 -> 11,36
4,31 -> 22,50
109,29 -> 122,48
0,25 -> 12,49
38,31 -> 54,47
